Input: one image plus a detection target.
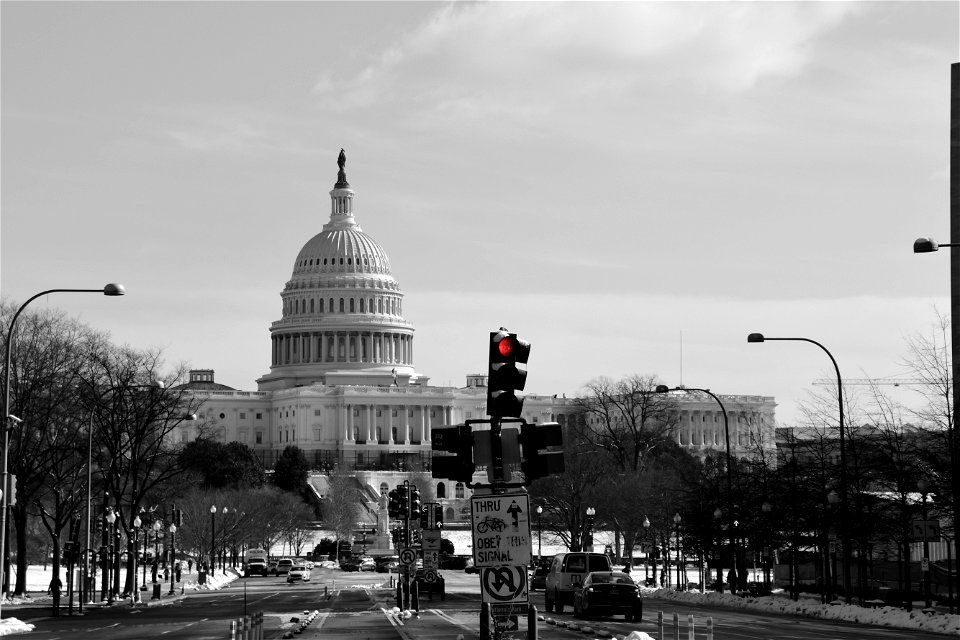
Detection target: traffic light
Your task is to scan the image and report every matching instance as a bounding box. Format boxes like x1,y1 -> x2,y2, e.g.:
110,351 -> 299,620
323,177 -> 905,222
397,485 -> 409,519
6,474 -> 16,506
434,504 -> 443,529
391,527 -> 400,545
519,421 -> 565,482
431,424 -> 475,482
409,486 -> 422,517
388,489 -> 401,519
487,330 -> 530,419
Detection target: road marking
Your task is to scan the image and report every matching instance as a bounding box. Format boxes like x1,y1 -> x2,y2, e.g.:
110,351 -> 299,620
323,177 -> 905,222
427,608 -> 477,634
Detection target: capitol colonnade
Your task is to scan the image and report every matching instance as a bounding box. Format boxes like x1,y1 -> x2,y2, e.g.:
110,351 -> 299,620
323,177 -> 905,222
270,331 -> 413,366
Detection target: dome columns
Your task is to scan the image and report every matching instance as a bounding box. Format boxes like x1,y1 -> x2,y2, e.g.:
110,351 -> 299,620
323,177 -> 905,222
270,329 -> 414,368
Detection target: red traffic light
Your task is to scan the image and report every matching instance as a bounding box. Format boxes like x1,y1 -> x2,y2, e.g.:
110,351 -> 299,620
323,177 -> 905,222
498,336 -> 515,358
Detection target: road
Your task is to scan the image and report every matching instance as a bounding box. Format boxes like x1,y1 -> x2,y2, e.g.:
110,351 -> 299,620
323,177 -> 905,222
3,567 -> 952,640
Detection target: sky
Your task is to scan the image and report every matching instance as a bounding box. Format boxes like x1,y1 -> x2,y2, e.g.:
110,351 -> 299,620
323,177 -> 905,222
1,2 -> 957,426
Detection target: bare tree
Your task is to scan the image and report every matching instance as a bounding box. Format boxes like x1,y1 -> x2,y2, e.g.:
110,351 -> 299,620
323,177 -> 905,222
572,375 -> 679,472
324,469 -> 363,556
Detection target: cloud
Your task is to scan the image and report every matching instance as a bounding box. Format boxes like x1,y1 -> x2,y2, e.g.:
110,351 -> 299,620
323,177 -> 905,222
313,2 -> 860,119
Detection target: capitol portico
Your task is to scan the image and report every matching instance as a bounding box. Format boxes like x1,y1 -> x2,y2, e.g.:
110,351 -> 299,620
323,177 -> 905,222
178,151 -> 777,524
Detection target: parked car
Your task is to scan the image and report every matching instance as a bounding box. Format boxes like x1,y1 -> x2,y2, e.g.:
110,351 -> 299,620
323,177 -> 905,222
339,558 -> 360,572
530,566 -> 549,591
544,552 -> 613,614
266,560 -> 278,575
464,557 -> 479,574
359,557 -> 377,572
287,564 -> 311,583
274,558 -> 294,576
572,571 -> 643,621
376,556 -> 399,573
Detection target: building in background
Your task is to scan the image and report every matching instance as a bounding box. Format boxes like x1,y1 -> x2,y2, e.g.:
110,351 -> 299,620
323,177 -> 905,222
178,152 -> 776,524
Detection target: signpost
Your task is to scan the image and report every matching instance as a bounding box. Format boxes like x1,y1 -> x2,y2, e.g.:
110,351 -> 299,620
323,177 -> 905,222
470,493 -> 531,567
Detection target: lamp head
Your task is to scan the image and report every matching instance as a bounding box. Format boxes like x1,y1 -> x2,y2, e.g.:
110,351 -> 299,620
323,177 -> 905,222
713,507 -> 723,519
913,237 -> 939,253
103,283 -> 126,296
642,516 -> 650,528
747,333 -> 765,343
6,415 -> 22,425
210,505 -> 216,513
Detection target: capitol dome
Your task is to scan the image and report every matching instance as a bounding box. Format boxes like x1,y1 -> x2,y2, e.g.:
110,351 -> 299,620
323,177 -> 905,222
257,150 -> 418,391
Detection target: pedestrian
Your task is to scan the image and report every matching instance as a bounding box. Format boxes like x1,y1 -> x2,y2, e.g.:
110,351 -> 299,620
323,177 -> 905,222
151,561 -> 158,583
163,565 -> 169,581
49,573 -> 63,617
175,563 -> 182,582
188,559 -> 193,573
623,562 -> 631,575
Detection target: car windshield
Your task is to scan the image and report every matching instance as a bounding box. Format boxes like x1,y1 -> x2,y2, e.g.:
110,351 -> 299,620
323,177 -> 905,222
589,572 -> 633,585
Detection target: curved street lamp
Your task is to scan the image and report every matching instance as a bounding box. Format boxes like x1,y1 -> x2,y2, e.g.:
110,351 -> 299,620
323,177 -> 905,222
746,333 -> 852,604
656,385 -> 735,592
642,516 -> 651,584
0,284 -> 124,611
913,235 -> 960,615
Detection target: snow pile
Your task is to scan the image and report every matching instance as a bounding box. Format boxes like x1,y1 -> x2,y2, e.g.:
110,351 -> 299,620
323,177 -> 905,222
0,618 -> 34,637
647,587 -> 960,636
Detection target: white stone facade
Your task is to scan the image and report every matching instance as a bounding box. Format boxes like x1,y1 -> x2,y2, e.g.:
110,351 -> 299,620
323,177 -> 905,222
179,153 -> 777,523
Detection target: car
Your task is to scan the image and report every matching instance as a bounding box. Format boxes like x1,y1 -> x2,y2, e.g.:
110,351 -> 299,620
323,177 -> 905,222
544,552 -> 613,614
287,564 -> 311,583
414,569 -> 446,600
274,558 -> 294,576
375,556 -> 399,573
572,571 -> 643,621
266,560 -> 278,575
530,566 -> 549,591
339,558 -> 360,572
244,559 -> 268,577
359,557 -> 377,572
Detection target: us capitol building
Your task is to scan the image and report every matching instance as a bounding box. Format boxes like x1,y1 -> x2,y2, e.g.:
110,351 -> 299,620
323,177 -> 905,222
178,151 -> 776,524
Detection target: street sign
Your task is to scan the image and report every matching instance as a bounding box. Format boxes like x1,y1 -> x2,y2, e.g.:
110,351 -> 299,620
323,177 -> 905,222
912,519 -> 941,543
399,547 -> 417,566
422,529 -> 441,570
470,493 -> 531,567
480,565 -> 528,604
423,569 -> 438,583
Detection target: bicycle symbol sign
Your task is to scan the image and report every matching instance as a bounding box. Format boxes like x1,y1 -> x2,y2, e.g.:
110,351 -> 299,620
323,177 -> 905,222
470,493 -> 531,568
480,566 -> 528,603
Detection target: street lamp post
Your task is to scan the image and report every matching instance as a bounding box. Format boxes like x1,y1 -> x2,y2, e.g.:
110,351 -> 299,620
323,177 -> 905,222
104,507 -> 117,604
827,489 -> 840,603
220,506 -> 228,570
657,385 -> 736,589
761,501 -> 772,592
747,333 -> 853,604
917,479 -> 932,609
584,507 -> 596,552
674,513 -> 682,590
152,521 -> 161,584
536,506 -> 543,562
714,507 -> 724,593
0,284 -> 124,612
913,232 -> 960,615
168,523 -> 177,595
642,517 -> 650,584
210,505 -> 216,577
131,513 -> 141,603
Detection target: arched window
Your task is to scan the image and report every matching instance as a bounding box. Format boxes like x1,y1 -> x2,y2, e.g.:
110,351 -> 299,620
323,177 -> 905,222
359,299 -> 365,313
350,298 -> 355,313
455,482 -> 465,499
378,299 -> 383,313
319,299 -> 324,313
310,299 -> 315,313
437,482 -> 447,499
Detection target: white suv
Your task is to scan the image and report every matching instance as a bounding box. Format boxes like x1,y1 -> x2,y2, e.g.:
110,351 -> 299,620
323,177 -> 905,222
287,564 -> 310,583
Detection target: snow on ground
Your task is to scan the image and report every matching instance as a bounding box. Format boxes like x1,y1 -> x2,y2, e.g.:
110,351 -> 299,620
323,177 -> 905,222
0,558 -> 956,637
644,586 -> 959,636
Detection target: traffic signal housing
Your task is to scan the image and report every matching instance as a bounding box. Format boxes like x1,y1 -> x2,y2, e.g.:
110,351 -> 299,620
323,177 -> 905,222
409,486 -> 422,517
388,489 -> 401,519
520,421 -> 565,482
431,424 -> 476,483
397,485 -> 409,519
487,331 -> 530,419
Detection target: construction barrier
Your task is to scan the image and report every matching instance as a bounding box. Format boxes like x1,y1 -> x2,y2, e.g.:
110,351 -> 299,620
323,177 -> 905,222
228,611 -> 263,640
656,611 -> 714,640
